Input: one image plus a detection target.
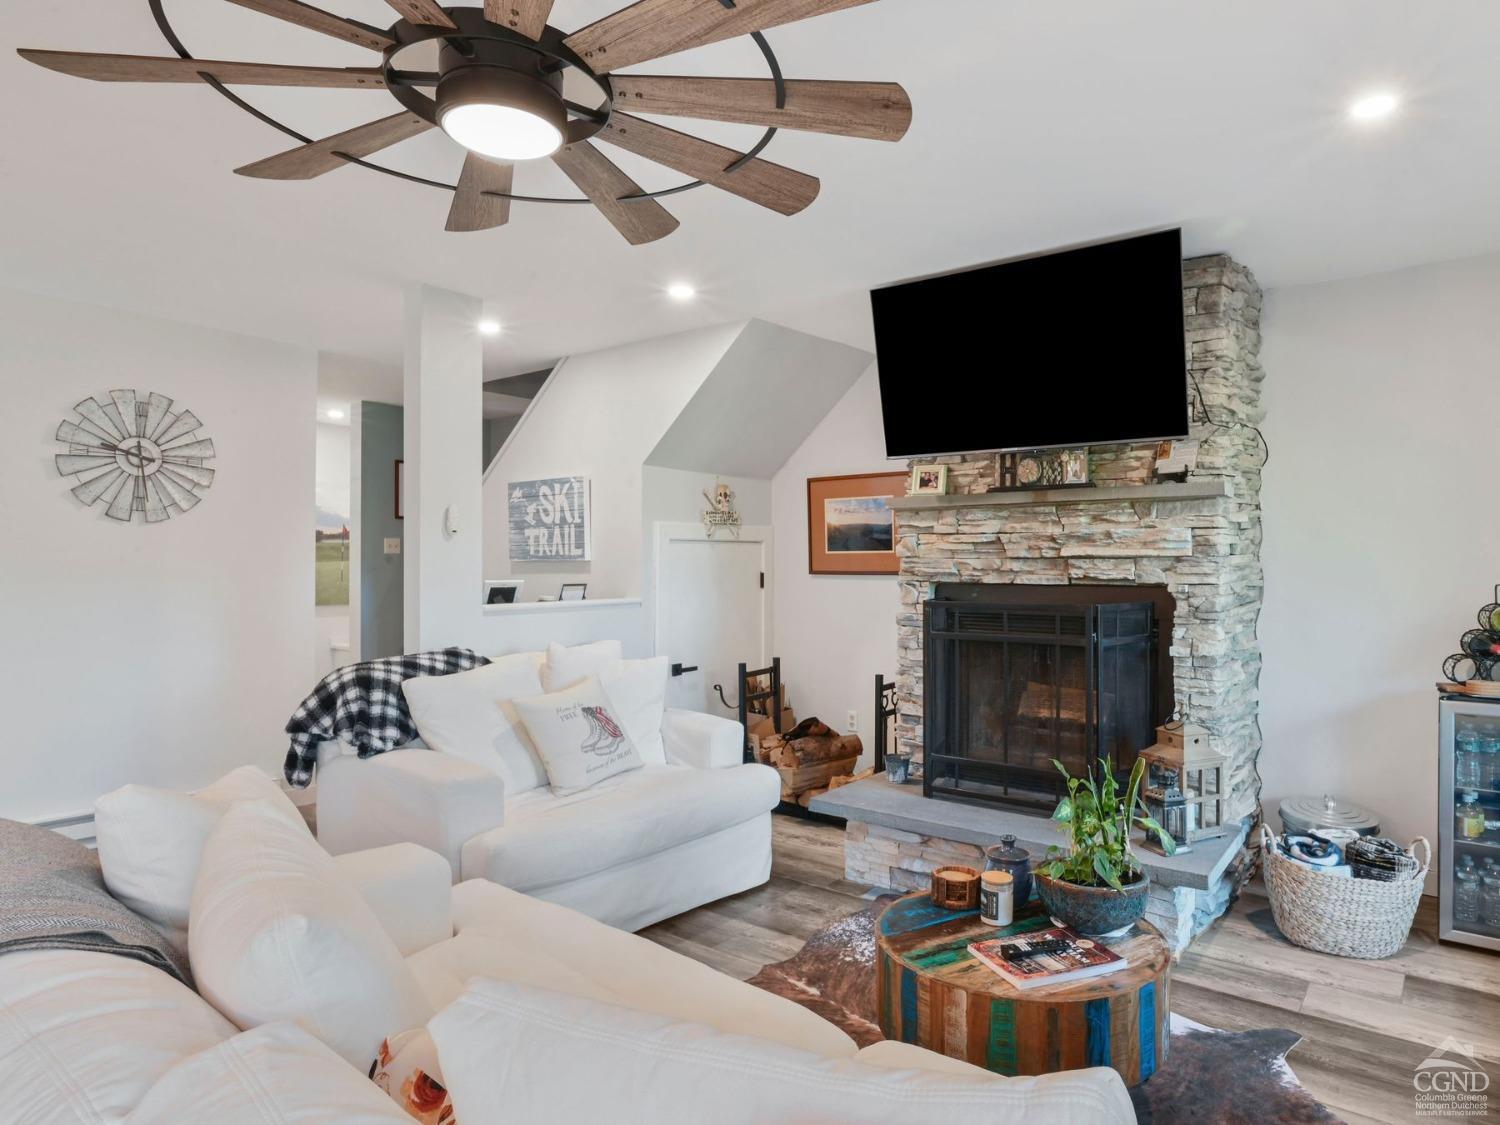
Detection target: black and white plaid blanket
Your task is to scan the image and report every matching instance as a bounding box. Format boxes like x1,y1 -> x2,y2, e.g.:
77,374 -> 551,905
283,647 -> 489,787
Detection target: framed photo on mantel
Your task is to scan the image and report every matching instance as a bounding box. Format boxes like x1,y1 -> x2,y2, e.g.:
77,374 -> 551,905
807,472 -> 909,576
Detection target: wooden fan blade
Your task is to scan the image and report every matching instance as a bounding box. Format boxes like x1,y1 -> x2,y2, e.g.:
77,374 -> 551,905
565,0 -> 877,73
236,111 -> 432,180
484,0 -> 555,39
447,154 -> 514,231
551,141 -> 679,245
609,76 -> 910,142
16,49 -> 385,88
599,112 -> 818,215
381,0 -> 457,28
222,0 -> 394,51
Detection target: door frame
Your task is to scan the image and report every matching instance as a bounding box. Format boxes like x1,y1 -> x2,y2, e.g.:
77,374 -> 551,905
651,522 -> 774,692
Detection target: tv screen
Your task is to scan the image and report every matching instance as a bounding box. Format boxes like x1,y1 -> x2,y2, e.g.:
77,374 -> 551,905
871,230 -> 1189,458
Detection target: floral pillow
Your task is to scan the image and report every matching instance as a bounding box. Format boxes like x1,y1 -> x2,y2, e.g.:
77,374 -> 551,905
371,1029 -> 455,1124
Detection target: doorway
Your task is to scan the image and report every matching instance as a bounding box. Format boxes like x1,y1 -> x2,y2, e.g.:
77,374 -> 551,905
653,523 -> 772,716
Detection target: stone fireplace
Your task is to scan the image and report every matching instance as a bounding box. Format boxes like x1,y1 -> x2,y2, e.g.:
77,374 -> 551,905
812,254 -> 1264,952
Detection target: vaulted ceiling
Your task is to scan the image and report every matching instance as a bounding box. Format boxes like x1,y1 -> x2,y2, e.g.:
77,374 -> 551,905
6,1 -> 1500,376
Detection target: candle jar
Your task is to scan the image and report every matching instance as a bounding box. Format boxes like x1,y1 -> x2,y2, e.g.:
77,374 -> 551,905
980,870 -> 1014,927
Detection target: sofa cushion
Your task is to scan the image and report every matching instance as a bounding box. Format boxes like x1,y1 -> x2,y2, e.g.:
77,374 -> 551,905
541,638 -> 622,692
94,766 -> 309,956
461,763 -> 779,891
0,949 -> 234,1124
428,980 -> 1136,1125
512,676 -> 644,795
400,651 -> 548,794
127,1022 -> 412,1124
189,800 -> 433,1067
599,656 -> 670,766
409,879 -> 855,1059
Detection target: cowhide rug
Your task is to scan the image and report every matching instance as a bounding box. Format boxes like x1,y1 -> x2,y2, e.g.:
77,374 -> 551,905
747,898 -> 1338,1124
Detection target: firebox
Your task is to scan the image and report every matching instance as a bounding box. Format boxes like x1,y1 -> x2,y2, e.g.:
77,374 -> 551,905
922,583 -> 1174,810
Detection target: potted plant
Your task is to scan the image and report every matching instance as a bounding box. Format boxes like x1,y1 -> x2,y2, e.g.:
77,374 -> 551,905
1033,757 -> 1176,936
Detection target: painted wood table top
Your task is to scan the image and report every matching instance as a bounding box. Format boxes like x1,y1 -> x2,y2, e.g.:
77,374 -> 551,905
875,893 -> 1170,1086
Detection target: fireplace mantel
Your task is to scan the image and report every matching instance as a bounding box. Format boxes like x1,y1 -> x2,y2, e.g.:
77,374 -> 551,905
888,478 -> 1231,513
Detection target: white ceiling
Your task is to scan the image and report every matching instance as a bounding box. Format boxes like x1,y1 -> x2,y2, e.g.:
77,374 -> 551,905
6,1 -> 1500,378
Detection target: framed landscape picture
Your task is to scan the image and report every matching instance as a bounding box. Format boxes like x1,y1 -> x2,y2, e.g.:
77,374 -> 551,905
807,471 -> 908,575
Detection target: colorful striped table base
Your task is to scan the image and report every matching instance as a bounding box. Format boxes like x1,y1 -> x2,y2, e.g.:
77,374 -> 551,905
875,893 -> 1170,1086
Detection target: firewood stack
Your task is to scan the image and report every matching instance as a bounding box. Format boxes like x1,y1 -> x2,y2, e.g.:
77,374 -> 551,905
749,718 -> 869,806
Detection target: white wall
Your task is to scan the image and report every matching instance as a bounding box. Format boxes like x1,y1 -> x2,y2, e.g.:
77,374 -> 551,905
1260,252 -> 1500,874
482,324 -> 742,602
770,367 -> 900,765
0,287 -> 315,821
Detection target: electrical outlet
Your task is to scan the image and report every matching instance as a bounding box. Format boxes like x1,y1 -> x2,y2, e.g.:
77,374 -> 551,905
383,538 -> 401,555
846,710 -> 859,733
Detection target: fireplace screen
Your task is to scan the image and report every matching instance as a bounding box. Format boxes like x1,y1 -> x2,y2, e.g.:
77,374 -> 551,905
924,595 -> 1160,809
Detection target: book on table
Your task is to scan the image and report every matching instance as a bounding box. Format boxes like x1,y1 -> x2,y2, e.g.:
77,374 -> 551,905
967,927 -> 1128,991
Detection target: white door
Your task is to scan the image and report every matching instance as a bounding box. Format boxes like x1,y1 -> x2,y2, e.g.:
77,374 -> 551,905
654,523 -> 771,716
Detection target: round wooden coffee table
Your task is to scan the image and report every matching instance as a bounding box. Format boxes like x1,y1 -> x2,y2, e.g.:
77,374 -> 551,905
875,893 -> 1170,1086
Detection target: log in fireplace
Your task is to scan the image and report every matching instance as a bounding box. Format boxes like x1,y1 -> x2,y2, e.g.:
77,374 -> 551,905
923,583 -> 1174,810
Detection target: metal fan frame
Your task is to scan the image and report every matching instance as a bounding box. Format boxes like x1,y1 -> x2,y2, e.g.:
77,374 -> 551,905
146,0 -> 788,207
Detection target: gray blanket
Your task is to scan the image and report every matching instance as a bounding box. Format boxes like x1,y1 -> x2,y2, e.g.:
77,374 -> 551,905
0,818 -> 191,985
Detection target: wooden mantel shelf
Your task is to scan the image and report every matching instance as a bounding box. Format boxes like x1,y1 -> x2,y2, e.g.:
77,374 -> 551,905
887,479 -> 1232,512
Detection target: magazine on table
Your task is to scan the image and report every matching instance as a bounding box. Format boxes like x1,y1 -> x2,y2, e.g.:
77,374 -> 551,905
967,926 -> 1128,990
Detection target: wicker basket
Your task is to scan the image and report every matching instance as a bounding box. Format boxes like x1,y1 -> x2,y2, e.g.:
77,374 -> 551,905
1259,826 -> 1429,959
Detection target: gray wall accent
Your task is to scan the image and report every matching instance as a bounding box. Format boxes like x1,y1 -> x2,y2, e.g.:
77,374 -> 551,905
483,416 -> 518,471
359,401 -> 404,660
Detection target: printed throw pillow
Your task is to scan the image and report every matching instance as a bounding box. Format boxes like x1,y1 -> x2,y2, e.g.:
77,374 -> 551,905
372,1029 -> 456,1125
512,676 -> 644,796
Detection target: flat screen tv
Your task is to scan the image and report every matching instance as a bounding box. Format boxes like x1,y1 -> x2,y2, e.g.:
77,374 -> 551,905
871,229 -> 1189,458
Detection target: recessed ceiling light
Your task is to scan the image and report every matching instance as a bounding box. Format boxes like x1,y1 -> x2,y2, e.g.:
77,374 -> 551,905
478,319 -> 502,336
667,282 -> 697,302
1348,91 -> 1400,123
325,408 -> 345,420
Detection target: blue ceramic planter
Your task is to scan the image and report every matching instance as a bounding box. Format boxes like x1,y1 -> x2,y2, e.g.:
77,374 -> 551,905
1034,871 -> 1150,936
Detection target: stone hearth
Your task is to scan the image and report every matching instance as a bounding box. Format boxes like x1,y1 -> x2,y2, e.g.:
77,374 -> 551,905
815,254 -> 1265,950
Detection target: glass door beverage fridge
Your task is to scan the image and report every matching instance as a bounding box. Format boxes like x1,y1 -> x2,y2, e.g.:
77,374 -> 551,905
1440,695 -> 1500,950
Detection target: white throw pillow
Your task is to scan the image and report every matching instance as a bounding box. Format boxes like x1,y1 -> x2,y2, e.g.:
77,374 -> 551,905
127,1022 -> 412,1123
189,799 -> 433,1067
428,980 -> 1134,1125
402,651 -> 549,793
598,656 -> 669,766
512,676 -> 643,795
541,638 -> 623,692
95,766 -> 308,955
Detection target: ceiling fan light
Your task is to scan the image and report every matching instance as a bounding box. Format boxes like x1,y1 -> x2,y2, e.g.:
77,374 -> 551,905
437,67 -> 566,162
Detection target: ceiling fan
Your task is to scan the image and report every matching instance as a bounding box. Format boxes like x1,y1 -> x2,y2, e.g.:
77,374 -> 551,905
18,0 -> 912,244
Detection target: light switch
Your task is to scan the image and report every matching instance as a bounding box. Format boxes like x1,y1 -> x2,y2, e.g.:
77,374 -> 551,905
384,538 -> 402,556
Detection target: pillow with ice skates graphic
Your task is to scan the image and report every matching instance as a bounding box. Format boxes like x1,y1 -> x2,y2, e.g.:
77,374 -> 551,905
512,675 -> 644,795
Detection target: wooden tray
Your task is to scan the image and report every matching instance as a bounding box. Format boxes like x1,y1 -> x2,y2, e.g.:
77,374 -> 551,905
1439,681 -> 1500,698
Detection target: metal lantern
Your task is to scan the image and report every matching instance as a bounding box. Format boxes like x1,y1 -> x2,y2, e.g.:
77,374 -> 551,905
1138,723 -> 1228,853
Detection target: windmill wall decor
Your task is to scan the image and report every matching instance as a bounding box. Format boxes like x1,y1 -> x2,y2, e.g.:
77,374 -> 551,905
56,390 -> 215,523
19,0 -> 912,244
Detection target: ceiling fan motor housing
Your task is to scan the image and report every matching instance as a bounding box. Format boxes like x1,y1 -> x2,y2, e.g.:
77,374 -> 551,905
435,36 -> 567,158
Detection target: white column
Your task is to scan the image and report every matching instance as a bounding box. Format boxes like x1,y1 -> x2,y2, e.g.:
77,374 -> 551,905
403,284 -> 483,652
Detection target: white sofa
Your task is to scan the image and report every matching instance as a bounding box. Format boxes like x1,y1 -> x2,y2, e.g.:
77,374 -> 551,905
316,646 -> 782,932
0,837 -> 1136,1123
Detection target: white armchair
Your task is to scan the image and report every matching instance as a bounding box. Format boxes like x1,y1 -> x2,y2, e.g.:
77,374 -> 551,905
317,705 -> 780,933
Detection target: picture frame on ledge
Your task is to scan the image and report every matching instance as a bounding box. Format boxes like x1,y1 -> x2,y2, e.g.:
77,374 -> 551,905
993,448 -> 1091,492
910,463 -> 948,495
559,582 -> 588,601
806,472 -> 907,576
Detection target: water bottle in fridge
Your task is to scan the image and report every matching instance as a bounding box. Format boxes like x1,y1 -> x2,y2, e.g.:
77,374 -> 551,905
1454,862 -> 1481,925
